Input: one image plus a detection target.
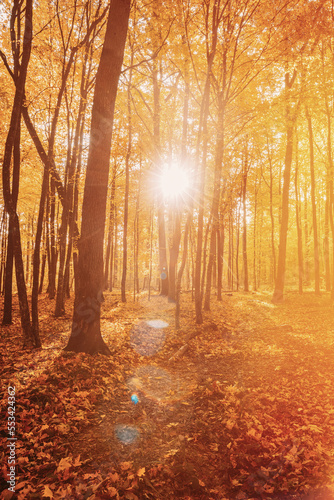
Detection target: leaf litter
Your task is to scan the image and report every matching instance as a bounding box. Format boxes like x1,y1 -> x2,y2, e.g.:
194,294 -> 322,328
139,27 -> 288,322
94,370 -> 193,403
1,290 -> 334,499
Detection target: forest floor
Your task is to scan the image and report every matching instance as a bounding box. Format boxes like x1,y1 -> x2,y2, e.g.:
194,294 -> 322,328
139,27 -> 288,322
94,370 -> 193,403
1,290 -> 334,499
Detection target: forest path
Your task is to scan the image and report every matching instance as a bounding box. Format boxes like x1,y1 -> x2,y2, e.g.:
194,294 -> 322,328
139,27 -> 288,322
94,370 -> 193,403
1,291 -> 334,499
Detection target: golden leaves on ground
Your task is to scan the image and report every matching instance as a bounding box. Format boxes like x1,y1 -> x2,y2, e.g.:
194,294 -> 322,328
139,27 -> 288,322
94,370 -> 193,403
2,291 -> 334,498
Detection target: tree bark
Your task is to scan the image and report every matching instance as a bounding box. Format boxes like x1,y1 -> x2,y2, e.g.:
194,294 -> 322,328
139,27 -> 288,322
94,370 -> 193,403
2,124 -> 20,325
267,137 -> 276,285
325,97 -> 334,301
105,164 -> 116,290
242,144 -> 249,292
253,170 -> 258,291
3,0 -> 24,325
31,162 -> 48,345
133,163 -> 141,299
303,180 -> 310,284
48,178 -> 57,299
306,107 -> 320,294
121,57 -> 133,303
65,0 -> 131,354
168,211 -> 181,302
195,70 -> 211,323
294,135 -> 303,294
236,203 -> 240,291
1,0 -> 35,346
204,92 -> 224,311
0,213 -> 8,295
324,187 -> 331,291
217,218 -> 224,300
175,213 -> 190,329
151,0 -> 168,296
273,70 -> 298,303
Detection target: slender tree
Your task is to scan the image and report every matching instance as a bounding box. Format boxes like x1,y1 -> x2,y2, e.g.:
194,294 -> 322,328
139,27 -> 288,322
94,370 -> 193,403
272,70 -> 298,303
121,46 -> 134,303
295,134 -> 303,294
1,0 -> 39,347
242,143 -> 249,292
2,0 -> 24,325
305,106 -> 320,294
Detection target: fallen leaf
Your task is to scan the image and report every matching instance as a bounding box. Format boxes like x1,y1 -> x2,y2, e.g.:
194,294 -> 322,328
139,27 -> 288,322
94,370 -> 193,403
42,485 -> 53,498
57,457 -> 72,473
137,467 -> 145,477
125,493 -> 138,500
107,486 -> 118,497
109,472 -> 119,482
120,462 -> 132,471
73,455 -> 82,467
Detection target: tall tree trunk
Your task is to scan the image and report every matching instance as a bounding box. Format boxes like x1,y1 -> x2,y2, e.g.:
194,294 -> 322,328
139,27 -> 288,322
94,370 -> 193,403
38,219 -> 47,294
158,203 -> 168,296
242,145 -> 249,292
121,60 -> 133,303
2,124 -> 20,325
236,204 -> 240,291
195,72 -> 211,323
267,137 -> 276,285
105,165 -> 116,290
31,161 -> 48,344
108,197 -> 116,292
324,187 -> 331,291
148,207 -> 154,301
65,0 -> 131,354
304,181 -> 310,284
217,218 -> 224,300
151,0 -> 168,296
175,212 -> 190,328
201,214 -> 211,300
194,0 -> 220,323
306,107 -> 320,294
228,210 -> 233,290
1,0 -> 34,346
48,178 -> 57,299
0,213 -> 8,295
170,2 -> 190,308
168,211 -> 181,302
54,197 -> 68,316
175,0 -> 191,319
2,0 -> 23,324
253,171 -> 258,291
26,221 -> 30,286
133,164 -> 141,300
273,70 -> 298,303
325,97 -> 334,301
114,206 -> 119,288
295,135 -> 303,294
54,47 -> 91,316
204,91 -> 224,311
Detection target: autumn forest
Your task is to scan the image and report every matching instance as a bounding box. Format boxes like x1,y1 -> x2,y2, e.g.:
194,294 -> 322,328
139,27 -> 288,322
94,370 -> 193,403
2,0 -> 334,498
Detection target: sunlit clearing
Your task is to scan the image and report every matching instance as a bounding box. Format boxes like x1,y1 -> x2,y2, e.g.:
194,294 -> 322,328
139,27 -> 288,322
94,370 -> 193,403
160,164 -> 190,199
130,320 -> 166,356
146,319 -> 168,329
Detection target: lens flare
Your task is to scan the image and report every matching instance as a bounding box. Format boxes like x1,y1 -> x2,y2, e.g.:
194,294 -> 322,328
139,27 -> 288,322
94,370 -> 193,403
114,424 -> 139,444
130,320 -> 167,356
160,164 -> 190,199
131,393 -> 139,404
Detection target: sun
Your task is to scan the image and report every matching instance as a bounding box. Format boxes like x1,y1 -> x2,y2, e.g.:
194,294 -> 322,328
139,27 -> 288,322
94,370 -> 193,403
159,164 -> 190,200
